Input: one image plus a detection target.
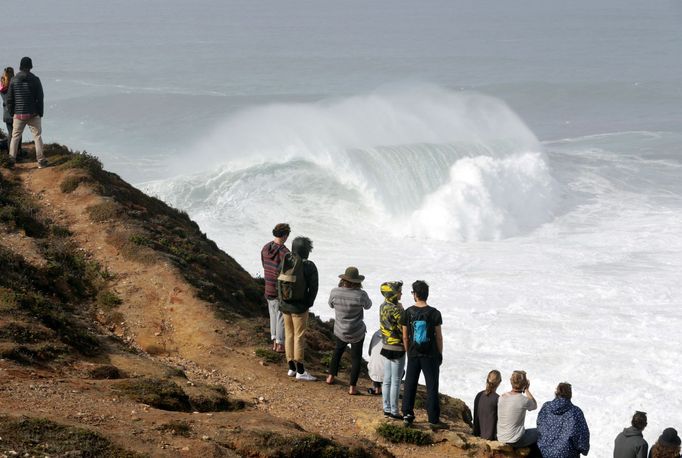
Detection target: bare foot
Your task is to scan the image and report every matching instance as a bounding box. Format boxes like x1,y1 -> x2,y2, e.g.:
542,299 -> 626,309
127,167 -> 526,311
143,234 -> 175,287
326,374 -> 335,385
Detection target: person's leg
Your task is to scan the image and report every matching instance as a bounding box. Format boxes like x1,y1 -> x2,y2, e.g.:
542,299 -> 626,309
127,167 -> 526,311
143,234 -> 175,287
267,298 -> 278,346
4,122 -> 12,151
401,357 -> 421,421
26,116 -> 43,163
512,428 -> 540,457
391,354 -> 405,415
421,357 -> 441,424
382,359 -> 392,414
274,304 -> 285,349
9,117 -> 26,159
292,311 -> 307,368
328,336 -> 347,377
348,337 -> 364,388
283,312 -> 294,368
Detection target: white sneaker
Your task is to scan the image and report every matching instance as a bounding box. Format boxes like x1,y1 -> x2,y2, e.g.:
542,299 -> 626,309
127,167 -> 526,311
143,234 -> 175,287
295,371 -> 317,381
287,369 -> 296,377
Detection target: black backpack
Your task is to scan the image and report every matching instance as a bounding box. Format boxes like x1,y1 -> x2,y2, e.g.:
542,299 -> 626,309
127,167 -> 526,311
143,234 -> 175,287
277,253 -> 306,302
410,307 -> 434,354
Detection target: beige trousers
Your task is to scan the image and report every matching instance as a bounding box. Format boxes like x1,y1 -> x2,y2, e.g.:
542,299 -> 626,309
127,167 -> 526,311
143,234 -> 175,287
10,115 -> 44,162
283,311 -> 308,362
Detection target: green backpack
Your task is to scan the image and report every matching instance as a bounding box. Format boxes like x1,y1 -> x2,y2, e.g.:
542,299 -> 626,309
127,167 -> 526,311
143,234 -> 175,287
277,253 -> 306,302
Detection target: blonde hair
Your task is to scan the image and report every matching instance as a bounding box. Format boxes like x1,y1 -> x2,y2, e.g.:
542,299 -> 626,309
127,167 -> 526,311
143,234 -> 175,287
485,370 -> 502,395
1,67 -> 14,88
510,370 -> 528,391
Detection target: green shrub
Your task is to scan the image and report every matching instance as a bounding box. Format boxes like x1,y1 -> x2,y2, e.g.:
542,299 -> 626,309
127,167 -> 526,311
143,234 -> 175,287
60,175 -> 91,193
61,151 -> 103,175
255,348 -> 283,363
0,416 -> 144,457
51,225 -> 73,237
86,201 -> 121,222
113,378 -> 192,412
97,290 -> 123,309
376,422 -> 433,445
157,420 -> 192,437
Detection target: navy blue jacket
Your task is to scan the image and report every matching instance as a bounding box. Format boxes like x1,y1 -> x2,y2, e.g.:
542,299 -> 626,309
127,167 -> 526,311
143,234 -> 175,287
537,397 -> 590,458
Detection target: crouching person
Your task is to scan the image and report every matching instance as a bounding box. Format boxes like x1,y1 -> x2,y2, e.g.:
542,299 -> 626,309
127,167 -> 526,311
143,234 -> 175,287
278,237 -> 318,381
537,382 -> 590,458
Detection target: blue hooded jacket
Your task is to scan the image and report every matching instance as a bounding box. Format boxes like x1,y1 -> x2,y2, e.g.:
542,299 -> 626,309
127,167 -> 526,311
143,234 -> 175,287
537,397 -> 590,458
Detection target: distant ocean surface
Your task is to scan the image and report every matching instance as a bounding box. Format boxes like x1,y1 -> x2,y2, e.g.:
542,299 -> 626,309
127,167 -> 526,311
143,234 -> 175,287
4,1 -> 681,455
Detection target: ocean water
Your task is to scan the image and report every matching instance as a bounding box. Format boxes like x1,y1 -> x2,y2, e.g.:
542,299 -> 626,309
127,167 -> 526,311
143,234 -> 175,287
3,1 -> 681,455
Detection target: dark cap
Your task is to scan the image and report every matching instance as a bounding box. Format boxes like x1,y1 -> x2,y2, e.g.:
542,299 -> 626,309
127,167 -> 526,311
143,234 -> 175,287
20,57 -> 32,70
659,428 -> 681,447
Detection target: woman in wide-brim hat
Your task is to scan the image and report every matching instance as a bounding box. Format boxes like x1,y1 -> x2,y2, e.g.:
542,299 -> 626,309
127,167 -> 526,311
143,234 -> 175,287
327,266 -> 372,395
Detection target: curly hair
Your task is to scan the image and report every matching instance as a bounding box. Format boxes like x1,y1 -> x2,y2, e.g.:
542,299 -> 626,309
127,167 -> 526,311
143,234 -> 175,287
651,443 -> 681,458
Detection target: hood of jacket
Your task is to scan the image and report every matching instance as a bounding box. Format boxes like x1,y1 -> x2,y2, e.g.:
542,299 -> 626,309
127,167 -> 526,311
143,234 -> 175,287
262,241 -> 286,261
546,397 -> 573,416
623,426 -> 644,438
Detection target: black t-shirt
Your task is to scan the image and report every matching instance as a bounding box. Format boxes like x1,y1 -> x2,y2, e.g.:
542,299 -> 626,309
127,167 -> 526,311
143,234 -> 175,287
400,305 -> 442,358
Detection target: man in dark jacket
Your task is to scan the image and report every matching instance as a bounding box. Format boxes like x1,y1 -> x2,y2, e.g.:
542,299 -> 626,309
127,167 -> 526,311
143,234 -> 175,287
7,57 -> 45,167
614,411 -> 649,458
279,236 -> 318,381
261,223 -> 290,353
537,382 -> 590,458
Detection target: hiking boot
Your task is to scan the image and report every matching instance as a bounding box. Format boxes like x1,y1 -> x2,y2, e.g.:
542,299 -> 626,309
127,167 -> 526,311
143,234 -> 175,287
38,159 -> 48,169
403,414 -> 414,427
389,413 -> 403,420
287,369 -> 296,377
429,421 -> 449,431
295,371 -> 317,381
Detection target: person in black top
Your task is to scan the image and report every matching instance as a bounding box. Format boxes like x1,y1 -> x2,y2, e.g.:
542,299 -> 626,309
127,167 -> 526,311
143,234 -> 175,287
279,236 -> 318,381
400,280 -> 445,430
473,369 -> 502,440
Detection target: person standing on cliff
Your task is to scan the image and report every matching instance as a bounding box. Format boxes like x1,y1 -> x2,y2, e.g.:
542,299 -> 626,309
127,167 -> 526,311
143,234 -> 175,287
400,280 -> 446,430
614,411 -> 649,458
7,57 -> 45,168
261,223 -> 290,353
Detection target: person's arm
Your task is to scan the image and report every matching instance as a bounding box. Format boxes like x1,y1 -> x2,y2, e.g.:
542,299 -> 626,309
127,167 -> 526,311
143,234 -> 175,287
328,290 -> 335,309
6,82 -> 14,117
362,290 -> 372,309
524,381 -> 537,410
571,408 -> 590,456
35,77 -> 44,117
305,262 -> 319,309
402,325 -> 409,353
472,392 -> 482,436
435,325 -> 443,354
637,443 -> 648,458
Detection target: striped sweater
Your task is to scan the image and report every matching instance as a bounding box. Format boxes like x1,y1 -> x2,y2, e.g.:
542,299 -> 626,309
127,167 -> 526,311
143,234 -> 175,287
7,71 -> 44,118
260,241 -> 289,299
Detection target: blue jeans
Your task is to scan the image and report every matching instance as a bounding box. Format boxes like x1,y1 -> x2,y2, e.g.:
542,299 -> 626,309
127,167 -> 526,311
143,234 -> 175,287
382,354 -> 405,415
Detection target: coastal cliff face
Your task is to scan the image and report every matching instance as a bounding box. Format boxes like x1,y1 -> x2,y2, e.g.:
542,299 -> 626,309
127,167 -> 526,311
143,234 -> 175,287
0,145 -> 525,458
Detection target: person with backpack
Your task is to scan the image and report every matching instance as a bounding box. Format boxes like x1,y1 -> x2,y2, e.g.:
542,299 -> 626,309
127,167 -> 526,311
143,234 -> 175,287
400,280 -> 445,430
379,280 -> 405,419
326,266 -> 372,395
536,382 -> 590,458
261,223 -> 290,353
278,236 -> 318,381
473,370 -> 502,440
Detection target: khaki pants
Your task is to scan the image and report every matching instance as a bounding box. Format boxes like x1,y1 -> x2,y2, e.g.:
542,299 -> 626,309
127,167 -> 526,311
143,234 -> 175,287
10,115 -> 44,162
283,311 -> 308,362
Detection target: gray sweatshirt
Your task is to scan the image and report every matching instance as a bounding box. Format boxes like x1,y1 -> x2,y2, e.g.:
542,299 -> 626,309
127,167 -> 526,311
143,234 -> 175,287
614,427 -> 648,458
328,287 -> 372,343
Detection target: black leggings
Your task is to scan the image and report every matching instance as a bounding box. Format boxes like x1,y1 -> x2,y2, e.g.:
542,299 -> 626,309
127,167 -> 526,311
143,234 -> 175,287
329,336 -> 364,386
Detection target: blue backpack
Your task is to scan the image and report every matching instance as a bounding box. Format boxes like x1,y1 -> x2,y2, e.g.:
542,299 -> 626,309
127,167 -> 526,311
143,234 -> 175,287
411,308 -> 433,354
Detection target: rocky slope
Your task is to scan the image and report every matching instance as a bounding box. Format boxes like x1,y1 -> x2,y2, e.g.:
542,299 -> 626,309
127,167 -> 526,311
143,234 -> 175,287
0,145 -> 527,457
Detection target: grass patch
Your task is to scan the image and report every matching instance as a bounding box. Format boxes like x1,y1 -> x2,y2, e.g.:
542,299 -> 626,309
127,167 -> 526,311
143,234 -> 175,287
157,420 -> 193,437
97,290 -> 123,309
60,151 -> 103,175
60,175 -> 91,193
255,348 -> 283,364
113,377 -> 192,412
0,415 -> 145,457
51,224 -> 73,237
0,342 -> 67,365
376,423 -> 433,446
87,200 -> 122,222
0,322 -> 54,343
243,431 -> 377,458
88,365 -> 125,380
185,383 -> 245,412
